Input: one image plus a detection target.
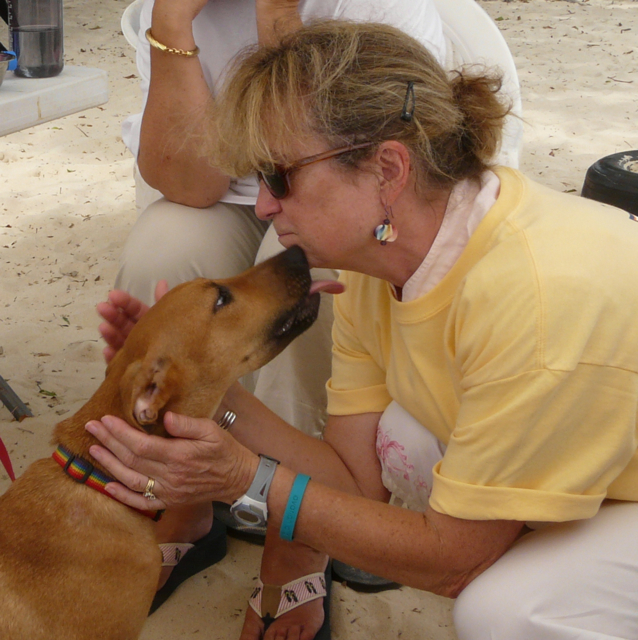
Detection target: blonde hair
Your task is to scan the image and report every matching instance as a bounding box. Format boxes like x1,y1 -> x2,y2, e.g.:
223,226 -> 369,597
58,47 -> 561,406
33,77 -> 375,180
210,20 -> 511,189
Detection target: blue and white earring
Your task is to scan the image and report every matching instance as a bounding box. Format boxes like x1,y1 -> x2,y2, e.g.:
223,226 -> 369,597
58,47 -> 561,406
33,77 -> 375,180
374,206 -> 398,245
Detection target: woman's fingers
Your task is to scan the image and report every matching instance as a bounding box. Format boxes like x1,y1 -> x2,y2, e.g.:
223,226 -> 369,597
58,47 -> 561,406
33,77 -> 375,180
164,411 -> 221,442
86,420 -> 182,509
88,415 -> 153,457
88,438 -> 152,492
154,279 -> 169,302
85,416 -> 170,476
96,291 -> 150,343
104,479 -> 168,512
85,419 -> 169,511
96,300 -> 120,325
97,287 -> 167,364
103,345 -> 117,364
106,289 -> 150,323
98,321 -> 127,350
97,296 -> 145,362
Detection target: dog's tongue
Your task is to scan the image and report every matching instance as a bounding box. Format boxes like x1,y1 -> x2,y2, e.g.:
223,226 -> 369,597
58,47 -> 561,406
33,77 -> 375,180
309,279 -> 345,295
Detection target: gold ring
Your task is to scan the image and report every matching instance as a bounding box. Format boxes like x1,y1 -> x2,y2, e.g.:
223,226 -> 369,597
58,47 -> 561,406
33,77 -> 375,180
143,477 -> 157,500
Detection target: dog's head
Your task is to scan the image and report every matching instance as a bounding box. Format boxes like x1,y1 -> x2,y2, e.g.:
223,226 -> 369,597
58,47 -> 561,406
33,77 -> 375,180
108,246 -> 338,435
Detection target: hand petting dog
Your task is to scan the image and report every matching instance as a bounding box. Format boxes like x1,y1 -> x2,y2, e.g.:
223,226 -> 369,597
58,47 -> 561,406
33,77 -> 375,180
86,411 -> 260,512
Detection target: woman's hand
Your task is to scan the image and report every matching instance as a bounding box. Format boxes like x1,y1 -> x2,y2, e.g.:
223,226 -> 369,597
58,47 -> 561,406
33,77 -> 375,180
255,0 -> 303,46
85,411 -> 259,512
96,280 -> 168,363
152,0 -> 210,27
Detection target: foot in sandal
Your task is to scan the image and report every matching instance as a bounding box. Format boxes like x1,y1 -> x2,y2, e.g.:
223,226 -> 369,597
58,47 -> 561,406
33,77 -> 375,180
150,502 -> 228,614
240,531 -> 331,639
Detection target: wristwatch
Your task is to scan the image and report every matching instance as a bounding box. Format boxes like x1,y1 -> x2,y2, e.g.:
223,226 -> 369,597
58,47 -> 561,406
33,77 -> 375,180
230,455 -> 280,527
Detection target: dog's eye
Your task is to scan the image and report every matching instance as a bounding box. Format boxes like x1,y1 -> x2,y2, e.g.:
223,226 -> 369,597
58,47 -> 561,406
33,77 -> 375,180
214,286 -> 232,312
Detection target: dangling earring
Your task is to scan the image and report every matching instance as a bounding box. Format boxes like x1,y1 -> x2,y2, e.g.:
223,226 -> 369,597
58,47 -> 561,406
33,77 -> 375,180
373,205 -> 398,246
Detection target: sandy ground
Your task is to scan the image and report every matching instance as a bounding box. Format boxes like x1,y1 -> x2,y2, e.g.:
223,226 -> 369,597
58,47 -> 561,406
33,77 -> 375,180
0,1 -> 637,638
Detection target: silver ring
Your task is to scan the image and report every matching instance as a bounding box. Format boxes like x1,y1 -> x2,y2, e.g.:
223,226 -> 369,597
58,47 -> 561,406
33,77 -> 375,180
218,410 -> 237,431
143,477 -> 157,500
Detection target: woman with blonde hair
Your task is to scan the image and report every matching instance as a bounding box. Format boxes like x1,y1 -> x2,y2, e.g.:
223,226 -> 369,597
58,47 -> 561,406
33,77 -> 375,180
91,20 -> 638,640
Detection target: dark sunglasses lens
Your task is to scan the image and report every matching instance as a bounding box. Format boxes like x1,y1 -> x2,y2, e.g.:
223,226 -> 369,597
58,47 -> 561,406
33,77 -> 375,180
260,170 -> 288,199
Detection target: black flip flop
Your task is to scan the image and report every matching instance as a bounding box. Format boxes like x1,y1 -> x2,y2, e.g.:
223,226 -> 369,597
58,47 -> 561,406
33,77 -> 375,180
331,559 -> 400,593
316,567 -> 332,640
149,517 -> 228,614
262,567 -> 332,640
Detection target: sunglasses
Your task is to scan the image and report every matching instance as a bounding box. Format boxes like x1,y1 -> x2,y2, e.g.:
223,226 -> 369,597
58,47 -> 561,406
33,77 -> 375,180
257,142 -> 374,200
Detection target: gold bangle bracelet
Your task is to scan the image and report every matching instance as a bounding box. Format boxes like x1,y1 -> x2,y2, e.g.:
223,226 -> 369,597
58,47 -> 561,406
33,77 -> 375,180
145,28 -> 200,57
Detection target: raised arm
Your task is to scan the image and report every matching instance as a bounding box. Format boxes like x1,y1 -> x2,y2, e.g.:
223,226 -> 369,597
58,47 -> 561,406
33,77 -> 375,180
255,0 -> 303,46
137,0 -> 305,208
136,0 -> 229,207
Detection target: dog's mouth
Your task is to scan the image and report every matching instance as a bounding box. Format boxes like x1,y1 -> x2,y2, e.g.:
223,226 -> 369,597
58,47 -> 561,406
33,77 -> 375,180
272,279 -> 345,341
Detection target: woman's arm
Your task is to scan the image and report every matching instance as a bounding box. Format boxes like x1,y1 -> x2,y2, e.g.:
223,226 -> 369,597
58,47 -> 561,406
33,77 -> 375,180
86,401 -> 522,598
136,0 -> 229,207
136,0 -> 305,207
236,401 -> 523,597
218,382 -> 389,500
255,0 -> 303,46
265,467 -> 524,597
85,389 -> 386,508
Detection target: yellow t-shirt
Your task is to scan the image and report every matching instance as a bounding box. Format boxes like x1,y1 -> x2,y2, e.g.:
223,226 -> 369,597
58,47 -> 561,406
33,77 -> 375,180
327,167 -> 638,522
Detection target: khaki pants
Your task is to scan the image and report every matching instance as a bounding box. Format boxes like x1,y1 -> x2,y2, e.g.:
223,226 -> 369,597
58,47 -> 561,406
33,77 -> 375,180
115,172 -> 336,438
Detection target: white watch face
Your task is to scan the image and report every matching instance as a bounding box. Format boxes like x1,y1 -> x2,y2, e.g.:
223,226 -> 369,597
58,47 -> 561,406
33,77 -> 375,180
230,455 -> 278,528
231,498 -> 267,527
234,507 -> 262,525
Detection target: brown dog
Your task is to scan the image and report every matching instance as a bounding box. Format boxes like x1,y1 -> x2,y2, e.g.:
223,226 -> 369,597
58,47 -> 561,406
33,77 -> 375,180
0,246 -> 325,640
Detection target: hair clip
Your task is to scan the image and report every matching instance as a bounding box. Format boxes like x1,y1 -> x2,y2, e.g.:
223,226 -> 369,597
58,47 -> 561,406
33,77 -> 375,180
401,81 -> 416,123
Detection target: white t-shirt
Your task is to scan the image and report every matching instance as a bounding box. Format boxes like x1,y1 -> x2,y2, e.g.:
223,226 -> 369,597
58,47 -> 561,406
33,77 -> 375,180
121,0 -> 446,204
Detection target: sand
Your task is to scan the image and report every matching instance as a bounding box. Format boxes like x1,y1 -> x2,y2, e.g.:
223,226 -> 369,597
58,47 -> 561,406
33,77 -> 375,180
0,1 -> 637,638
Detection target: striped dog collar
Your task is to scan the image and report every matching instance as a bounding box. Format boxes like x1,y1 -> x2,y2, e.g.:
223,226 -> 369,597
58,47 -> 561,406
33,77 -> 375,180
53,445 -> 162,521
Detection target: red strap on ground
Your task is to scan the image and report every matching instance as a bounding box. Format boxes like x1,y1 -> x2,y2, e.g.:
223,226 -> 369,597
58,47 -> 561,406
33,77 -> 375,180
0,436 -> 16,482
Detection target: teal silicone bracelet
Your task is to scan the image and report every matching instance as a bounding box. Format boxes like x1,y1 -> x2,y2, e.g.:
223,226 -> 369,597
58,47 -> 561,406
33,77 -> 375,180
280,474 -> 311,541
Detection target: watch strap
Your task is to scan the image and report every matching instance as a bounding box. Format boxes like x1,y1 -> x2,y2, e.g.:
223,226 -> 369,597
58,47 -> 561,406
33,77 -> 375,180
231,455 -> 279,527
248,455 -> 279,502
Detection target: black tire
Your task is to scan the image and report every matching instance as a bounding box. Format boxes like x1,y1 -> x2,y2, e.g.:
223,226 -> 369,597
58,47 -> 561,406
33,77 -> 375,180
581,150 -> 638,215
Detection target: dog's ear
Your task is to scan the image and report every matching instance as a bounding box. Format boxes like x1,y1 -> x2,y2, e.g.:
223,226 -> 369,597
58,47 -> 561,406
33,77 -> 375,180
120,356 -> 181,427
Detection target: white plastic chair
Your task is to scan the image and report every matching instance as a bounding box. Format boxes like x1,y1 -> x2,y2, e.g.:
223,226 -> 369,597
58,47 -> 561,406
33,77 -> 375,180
433,0 -> 523,167
121,0 -> 144,50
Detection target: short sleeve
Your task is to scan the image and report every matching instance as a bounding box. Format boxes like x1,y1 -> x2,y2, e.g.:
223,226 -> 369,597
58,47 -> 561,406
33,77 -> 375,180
430,365 -> 638,522
327,278 -> 392,416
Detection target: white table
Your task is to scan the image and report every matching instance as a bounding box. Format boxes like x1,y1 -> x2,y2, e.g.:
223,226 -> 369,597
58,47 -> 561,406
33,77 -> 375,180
0,65 -> 109,136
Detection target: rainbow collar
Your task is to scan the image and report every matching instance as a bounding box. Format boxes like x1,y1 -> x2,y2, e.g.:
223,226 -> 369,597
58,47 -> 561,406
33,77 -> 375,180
53,445 -> 162,521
